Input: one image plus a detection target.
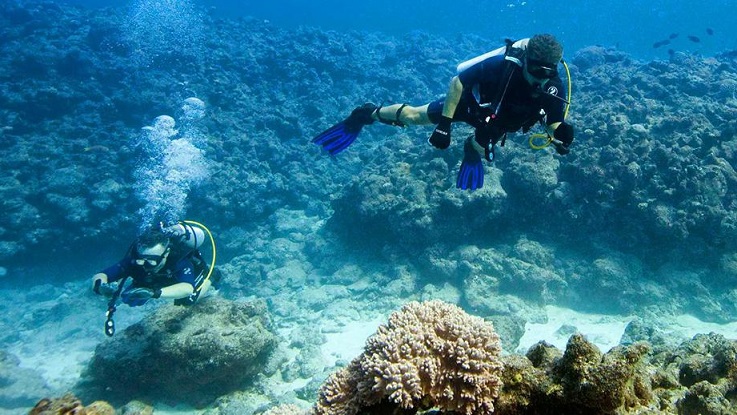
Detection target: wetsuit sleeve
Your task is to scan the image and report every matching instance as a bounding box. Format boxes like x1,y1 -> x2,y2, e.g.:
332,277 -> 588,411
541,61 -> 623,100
99,260 -> 129,283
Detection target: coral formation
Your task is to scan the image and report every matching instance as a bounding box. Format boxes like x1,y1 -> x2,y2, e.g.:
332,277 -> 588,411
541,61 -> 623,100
311,311 -> 737,415
28,393 -> 114,415
77,297 -> 277,406
494,332 -> 737,414
314,300 -> 503,415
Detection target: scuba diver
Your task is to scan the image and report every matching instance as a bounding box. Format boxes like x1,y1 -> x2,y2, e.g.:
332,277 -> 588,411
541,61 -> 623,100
312,33 -> 575,191
91,221 -> 217,309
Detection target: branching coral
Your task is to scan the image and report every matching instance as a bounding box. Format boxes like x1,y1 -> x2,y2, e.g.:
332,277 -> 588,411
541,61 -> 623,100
314,300 -> 503,415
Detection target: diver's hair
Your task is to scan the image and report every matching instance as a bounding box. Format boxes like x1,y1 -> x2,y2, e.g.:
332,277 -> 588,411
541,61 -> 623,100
135,230 -> 170,253
527,34 -> 563,65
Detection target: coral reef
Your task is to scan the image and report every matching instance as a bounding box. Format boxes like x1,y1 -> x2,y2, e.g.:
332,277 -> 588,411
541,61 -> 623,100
28,393 -> 114,415
496,332 -> 737,414
314,300 -> 503,415
309,300 -> 737,415
76,297 -> 277,406
2,0 -> 737,324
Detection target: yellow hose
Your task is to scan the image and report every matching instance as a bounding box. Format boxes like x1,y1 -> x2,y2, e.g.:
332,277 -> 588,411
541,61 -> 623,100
529,133 -> 552,149
529,59 -> 572,150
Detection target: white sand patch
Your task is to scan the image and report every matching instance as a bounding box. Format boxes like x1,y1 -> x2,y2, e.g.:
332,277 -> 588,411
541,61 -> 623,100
659,314 -> 737,340
11,346 -> 95,391
321,317 -> 384,367
517,306 -> 737,355
517,305 -> 634,354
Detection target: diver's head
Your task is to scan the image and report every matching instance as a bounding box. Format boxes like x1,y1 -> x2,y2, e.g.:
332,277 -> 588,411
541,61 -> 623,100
133,231 -> 171,273
524,34 -> 563,86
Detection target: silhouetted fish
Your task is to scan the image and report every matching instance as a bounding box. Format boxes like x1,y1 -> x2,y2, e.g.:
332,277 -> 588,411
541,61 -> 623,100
653,39 -> 670,48
669,33 -> 679,39
687,35 -> 701,43
706,28 -> 714,35
84,145 -> 110,153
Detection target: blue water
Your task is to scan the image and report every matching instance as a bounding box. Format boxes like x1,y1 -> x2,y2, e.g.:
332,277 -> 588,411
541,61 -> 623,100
64,0 -> 737,60
4,0 -> 737,411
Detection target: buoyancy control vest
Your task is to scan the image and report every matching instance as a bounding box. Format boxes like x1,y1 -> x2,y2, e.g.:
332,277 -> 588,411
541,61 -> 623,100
456,38 -> 531,126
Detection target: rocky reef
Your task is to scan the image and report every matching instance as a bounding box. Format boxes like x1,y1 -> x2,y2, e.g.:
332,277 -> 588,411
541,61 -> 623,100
76,297 -> 277,407
28,393 -> 114,415
1,0 -> 736,324
496,331 -> 737,414
1,0 -> 737,413
261,301 -> 737,414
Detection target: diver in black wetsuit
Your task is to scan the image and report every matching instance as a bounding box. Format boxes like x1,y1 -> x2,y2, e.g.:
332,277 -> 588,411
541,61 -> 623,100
91,222 -> 213,307
312,33 -> 575,191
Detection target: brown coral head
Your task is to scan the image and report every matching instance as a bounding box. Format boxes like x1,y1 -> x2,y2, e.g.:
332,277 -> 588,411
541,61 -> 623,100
358,300 -> 504,415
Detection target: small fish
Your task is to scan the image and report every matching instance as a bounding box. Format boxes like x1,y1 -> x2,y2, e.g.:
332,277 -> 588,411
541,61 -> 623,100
84,145 -> 110,153
652,40 -> 670,48
706,28 -> 714,35
668,33 -> 679,39
687,35 -> 701,43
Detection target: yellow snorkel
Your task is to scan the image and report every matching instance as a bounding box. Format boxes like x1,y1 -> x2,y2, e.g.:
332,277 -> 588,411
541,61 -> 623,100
529,59 -> 572,150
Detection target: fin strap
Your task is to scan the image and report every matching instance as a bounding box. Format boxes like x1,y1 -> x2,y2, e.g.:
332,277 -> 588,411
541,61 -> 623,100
376,104 -> 407,127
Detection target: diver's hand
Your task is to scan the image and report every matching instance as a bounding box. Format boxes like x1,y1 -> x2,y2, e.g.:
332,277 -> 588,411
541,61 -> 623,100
554,141 -> 570,155
93,280 -> 116,297
428,116 -> 452,149
554,122 -> 574,147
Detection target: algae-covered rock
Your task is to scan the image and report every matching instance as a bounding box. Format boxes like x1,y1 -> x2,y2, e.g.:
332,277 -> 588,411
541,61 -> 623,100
77,297 -> 277,406
490,332 -> 737,414
28,393 -> 114,414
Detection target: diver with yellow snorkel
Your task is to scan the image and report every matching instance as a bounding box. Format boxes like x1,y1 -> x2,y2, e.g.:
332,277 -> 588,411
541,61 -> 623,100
91,220 -> 218,336
311,33 -> 575,191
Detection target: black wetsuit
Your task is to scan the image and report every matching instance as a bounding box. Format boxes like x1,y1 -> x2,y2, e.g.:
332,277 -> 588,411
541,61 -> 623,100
100,246 -> 205,306
427,52 -> 566,144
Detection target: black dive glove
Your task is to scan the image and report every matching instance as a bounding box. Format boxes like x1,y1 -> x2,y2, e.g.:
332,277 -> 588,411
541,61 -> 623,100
554,123 -> 574,147
553,123 -> 574,155
428,116 -> 452,149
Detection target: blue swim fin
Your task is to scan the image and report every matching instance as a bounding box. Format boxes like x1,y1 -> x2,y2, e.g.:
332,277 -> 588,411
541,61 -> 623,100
312,103 -> 377,155
456,137 -> 485,190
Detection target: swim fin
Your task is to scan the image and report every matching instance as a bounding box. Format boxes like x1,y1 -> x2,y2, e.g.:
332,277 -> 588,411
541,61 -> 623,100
456,137 -> 485,190
312,103 -> 377,155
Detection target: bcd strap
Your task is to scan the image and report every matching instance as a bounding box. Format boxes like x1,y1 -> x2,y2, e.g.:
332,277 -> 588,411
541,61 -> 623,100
483,42 -> 522,123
